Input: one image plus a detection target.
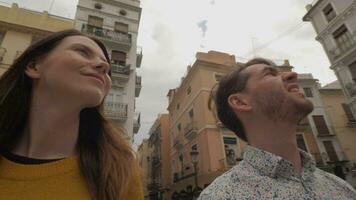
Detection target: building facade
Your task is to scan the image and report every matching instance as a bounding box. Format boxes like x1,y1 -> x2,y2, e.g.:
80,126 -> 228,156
0,3 -> 73,76
165,51 -> 353,199
167,51 -> 247,200
144,114 -> 171,200
303,0 -> 356,126
319,80 -> 356,187
137,139 -> 151,200
74,0 -> 142,144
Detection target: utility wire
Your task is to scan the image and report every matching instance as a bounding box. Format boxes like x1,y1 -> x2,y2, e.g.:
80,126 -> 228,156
243,22 -> 306,57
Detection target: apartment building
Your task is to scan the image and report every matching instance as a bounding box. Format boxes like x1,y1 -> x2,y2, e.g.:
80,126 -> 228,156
74,0 -> 142,144
144,114 -> 171,200
166,51 -> 352,199
0,3 -> 73,76
303,0 -> 356,128
319,80 -> 356,187
137,139 -> 150,199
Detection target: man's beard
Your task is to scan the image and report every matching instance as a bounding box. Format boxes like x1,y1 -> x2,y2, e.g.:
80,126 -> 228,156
253,90 -> 314,123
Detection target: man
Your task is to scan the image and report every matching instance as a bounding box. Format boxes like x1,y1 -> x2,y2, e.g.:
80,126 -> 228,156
198,58 -> 356,199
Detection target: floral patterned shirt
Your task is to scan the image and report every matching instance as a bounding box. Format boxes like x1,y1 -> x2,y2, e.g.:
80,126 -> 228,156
198,146 -> 356,200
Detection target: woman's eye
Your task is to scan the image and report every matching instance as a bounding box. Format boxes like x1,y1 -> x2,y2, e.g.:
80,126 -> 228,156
76,48 -> 89,56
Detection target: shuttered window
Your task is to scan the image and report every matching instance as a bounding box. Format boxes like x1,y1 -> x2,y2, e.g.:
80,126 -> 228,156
312,115 -> 330,136
323,141 -> 339,162
111,50 -> 126,65
303,88 -> 313,97
323,4 -> 336,22
296,134 -> 308,152
349,61 -> 356,80
88,15 -> 103,28
341,103 -> 356,122
114,22 -> 129,33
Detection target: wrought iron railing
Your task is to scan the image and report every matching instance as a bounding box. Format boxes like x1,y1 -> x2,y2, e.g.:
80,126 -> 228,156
81,24 -> 131,45
103,102 -> 128,120
111,63 -> 130,75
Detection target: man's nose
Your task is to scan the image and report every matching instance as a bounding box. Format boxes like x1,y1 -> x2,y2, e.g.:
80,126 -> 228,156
282,71 -> 298,82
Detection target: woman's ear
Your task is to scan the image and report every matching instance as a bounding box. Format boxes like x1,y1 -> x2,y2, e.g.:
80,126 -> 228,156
228,94 -> 252,113
25,61 -> 41,79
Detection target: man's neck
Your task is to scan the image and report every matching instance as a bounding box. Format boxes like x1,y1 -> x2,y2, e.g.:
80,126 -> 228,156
247,120 -> 303,175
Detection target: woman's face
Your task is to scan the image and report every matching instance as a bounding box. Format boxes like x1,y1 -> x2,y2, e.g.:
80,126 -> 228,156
29,35 -> 112,108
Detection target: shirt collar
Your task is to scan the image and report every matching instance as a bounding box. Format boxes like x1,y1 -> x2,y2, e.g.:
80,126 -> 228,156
243,145 -> 316,178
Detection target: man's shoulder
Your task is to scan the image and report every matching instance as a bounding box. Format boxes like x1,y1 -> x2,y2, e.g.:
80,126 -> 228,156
198,162 -> 256,200
314,168 -> 356,194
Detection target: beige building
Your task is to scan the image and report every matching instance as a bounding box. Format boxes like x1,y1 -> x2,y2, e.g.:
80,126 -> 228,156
137,139 -> 150,199
319,80 -> 356,186
166,51 -> 340,199
137,114 -> 171,200
0,3 -> 73,76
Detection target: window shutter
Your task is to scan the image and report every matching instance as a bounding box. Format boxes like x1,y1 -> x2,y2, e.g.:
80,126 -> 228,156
312,115 -> 330,136
341,103 -> 356,122
114,22 -> 129,33
88,16 -> 103,28
111,50 -> 126,62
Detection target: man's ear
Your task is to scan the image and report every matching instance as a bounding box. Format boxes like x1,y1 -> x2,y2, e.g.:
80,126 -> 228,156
228,94 -> 252,112
25,61 -> 41,79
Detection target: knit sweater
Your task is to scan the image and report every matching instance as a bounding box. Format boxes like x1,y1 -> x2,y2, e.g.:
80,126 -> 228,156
0,156 -> 143,200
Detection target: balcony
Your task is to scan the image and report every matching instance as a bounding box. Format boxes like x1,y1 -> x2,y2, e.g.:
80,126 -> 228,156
136,46 -> 143,68
111,63 -> 130,81
133,112 -> 141,134
0,47 -> 6,62
345,82 -> 356,97
329,32 -> 356,62
81,24 -> 131,50
103,101 -> 128,121
184,121 -> 198,141
135,75 -> 142,97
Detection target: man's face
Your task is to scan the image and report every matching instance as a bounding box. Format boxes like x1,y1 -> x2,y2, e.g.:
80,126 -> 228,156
243,63 -> 313,123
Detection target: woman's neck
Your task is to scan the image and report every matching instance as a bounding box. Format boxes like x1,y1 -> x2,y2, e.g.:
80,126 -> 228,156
12,95 -> 81,159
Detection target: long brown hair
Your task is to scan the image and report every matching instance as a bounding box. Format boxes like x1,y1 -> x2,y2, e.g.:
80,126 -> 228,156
0,29 -> 136,200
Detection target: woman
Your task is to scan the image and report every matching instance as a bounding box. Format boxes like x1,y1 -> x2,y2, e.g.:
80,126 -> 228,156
0,29 -> 143,200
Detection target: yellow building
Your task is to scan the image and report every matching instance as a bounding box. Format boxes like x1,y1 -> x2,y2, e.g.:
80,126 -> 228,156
0,3 -> 73,76
166,51 -> 325,199
137,139 -> 151,199
319,81 -> 356,187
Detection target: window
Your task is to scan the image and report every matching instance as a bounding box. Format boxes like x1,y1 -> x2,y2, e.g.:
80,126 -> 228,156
88,15 -> 103,28
303,88 -> 313,97
214,73 -> 224,82
349,61 -> 356,81
333,25 -> 355,52
189,109 -> 194,118
187,86 -> 191,95
177,103 -> 180,110
312,115 -> 331,136
177,123 -> 181,132
296,134 -> 308,152
0,31 -> 5,45
323,141 -> 339,162
323,3 -> 336,22
114,22 -> 129,33
111,50 -> 126,65
341,103 -> 356,122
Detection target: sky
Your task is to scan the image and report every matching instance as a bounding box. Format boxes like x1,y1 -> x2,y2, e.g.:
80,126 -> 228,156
0,0 -> 335,149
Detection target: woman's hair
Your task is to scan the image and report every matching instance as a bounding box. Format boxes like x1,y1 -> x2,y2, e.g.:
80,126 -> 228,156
0,29 -> 136,200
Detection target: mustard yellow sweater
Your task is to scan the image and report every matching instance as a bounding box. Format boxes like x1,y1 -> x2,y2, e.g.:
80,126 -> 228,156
0,156 -> 143,200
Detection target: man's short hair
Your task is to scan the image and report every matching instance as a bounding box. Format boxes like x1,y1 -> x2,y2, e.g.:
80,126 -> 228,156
215,58 -> 276,142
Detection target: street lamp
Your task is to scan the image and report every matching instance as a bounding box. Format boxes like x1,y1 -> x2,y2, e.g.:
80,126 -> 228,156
190,150 -> 199,188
